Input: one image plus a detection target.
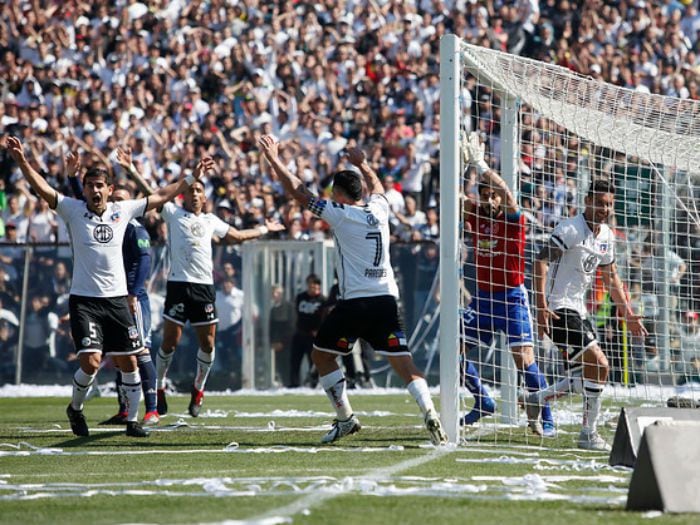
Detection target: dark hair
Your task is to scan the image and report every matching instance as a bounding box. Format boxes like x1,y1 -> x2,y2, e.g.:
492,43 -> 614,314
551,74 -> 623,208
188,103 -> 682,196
332,170 -> 362,201
82,167 -> 112,185
306,273 -> 321,285
113,184 -> 133,197
587,179 -> 615,197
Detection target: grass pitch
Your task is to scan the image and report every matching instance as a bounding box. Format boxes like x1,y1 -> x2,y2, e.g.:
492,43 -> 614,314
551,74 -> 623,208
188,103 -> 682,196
0,392 -> 696,525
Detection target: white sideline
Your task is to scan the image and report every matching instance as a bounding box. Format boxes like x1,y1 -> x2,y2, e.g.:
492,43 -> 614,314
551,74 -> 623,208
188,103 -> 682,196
248,446 -> 453,522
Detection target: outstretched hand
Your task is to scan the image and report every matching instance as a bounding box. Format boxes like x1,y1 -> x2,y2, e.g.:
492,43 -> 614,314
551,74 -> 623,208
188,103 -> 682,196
264,218 -> 286,233
258,135 -> 279,161
116,146 -> 133,171
4,136 -> 25,163
345,146 -> 366,167
464,131 -> 485,166
193,156 -> 216,179
65,151 -> 81,178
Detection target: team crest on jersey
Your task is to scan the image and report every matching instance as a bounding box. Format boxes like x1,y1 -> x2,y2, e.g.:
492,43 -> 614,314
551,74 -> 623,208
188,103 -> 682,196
598,242 -> 608,254
128,326 -> 139,340
81,337 -> 91,347
366,213 -> 379,227
110,204 -> 122,223
93,224 -> 114,243
190,222 -> 205,237
205,304 -> 214,313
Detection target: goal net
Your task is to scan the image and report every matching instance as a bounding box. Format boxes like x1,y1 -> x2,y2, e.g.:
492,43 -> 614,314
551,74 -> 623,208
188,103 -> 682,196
439,35 -> 700,445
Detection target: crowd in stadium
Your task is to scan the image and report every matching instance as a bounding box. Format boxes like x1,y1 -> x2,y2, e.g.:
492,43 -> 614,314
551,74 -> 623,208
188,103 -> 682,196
1,0 -> 700,385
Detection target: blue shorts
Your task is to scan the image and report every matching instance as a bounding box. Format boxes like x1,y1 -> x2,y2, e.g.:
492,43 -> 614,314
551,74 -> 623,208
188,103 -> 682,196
133,295 -> 152,350
461,285 -> 534,349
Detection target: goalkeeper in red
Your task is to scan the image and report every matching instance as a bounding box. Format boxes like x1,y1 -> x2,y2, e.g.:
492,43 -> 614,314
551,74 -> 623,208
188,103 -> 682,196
460,132 -> 554,436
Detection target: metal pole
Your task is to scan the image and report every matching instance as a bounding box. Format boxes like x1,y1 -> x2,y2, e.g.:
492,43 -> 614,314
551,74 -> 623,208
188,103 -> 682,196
15,246 -> 32,385
498,95 -> 519,424
439,34 -> 461,443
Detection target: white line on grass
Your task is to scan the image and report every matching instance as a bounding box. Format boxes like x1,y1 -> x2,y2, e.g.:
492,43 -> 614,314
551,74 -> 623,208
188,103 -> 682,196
248,445 -> 454,522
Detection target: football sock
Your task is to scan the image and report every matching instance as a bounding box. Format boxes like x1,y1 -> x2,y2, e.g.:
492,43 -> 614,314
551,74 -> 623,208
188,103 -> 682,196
523,362 -> 553,422
137,353 -> 157,413
464,361 -> 490,399
320,369 -> 353,420
121,370 -> 142,422
156,348 -> 173,390
194,349 -> 215,391
115,370 -> 126,414
407,377 -> 435,415
71,368 -> 97,411
582,380 -> 604,434
534,375 -> 582,404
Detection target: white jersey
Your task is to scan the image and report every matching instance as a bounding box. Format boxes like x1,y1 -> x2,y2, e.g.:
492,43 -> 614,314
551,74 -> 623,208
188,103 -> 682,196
546,214 -> 615,316
55,195 -> 147,298
162,202 -> 230,285
309,194 -> 399,300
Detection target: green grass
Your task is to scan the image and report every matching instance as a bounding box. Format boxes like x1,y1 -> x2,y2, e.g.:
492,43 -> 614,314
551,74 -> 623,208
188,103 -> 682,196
0,394 -> 696,525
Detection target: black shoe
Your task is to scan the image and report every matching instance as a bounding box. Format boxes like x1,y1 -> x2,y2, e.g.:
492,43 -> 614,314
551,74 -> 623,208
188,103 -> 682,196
156,389 -> 168,415
126,421 -> 150,437
98,412 -> 128,426
66,404 -> 89,437
188,387 -> 204,417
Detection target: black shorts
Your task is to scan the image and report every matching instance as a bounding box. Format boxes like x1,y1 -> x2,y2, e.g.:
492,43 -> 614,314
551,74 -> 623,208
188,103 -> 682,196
314,295 -> 409,356
69,295 -> 142,355
550,309 -> 598,364
163,281 -> 217,326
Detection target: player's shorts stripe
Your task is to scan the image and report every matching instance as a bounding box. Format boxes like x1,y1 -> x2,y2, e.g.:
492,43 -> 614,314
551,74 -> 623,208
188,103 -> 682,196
191,318 -> 219,326
163,314 -> 186,326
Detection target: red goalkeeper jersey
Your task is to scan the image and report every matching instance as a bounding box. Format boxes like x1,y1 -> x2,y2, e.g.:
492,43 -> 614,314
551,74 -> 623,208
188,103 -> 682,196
466,209 -> 526,292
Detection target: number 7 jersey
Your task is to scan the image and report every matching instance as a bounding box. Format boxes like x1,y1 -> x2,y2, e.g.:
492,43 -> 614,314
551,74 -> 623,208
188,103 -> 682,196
308,194 -> 399,300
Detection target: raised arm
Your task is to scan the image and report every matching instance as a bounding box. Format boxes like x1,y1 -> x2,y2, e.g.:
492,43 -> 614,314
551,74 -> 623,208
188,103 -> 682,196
222,218 -> 285,244
258,135 -> 314,208
534,241 -> 562,337
117,147 -> 154,196
600,262 -> 648,337
65,151 -> 86,201
146,156 -> 215,212
462,131 -> 518,214
346,146 -> 382,195
4,137 -> 59,208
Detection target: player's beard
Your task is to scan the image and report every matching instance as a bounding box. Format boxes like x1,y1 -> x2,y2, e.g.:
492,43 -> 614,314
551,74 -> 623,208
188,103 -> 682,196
480,204 -> 498,218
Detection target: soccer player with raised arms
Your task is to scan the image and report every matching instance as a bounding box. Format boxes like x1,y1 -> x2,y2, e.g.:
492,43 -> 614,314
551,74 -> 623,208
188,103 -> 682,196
117,147 -> 284,417
3,136 -> 210,438
66,157 -> 160,427
259,134 -> 447,445
525,179 -> 647,450
460,132 -> 554,436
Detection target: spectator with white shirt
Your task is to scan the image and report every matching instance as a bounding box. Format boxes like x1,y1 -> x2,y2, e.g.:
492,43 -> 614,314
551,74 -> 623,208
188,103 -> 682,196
215,277 -> 244,381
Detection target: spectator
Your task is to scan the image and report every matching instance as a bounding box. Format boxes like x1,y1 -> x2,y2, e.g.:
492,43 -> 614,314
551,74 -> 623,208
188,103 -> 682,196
215,277 -> 244,381
269,285 -> 295,387
289,274 -> 326,388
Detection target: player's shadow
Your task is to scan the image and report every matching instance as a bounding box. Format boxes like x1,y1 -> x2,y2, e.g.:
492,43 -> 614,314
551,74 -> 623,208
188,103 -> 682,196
52,431 -> 125,447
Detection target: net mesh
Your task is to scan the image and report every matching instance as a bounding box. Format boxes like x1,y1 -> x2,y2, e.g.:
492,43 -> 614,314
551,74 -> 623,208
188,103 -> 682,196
457,42 -> 700,445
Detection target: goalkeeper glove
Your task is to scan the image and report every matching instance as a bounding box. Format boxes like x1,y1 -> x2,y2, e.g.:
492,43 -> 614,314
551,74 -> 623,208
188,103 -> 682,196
465,131 -> 490,175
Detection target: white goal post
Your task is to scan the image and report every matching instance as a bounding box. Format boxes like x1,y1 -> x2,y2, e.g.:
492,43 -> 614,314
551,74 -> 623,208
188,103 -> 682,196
439,34 -> 700,444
